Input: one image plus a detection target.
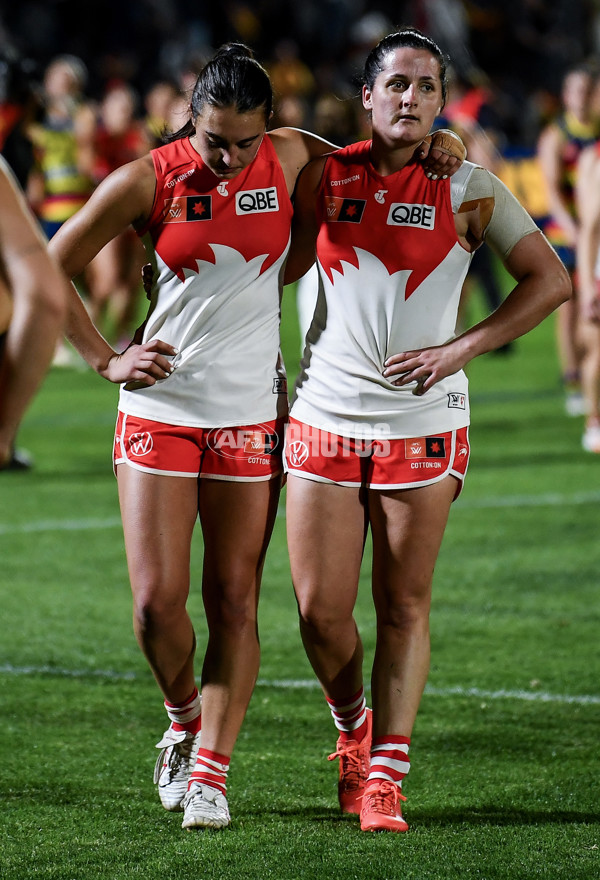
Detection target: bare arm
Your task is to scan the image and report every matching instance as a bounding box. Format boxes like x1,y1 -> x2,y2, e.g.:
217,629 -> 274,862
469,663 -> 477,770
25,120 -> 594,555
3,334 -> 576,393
49,155 -> 176,384
0,157 -> 68,465
270,127 -> 466,195
268,128 -> 339,195
282,156 -> 326,285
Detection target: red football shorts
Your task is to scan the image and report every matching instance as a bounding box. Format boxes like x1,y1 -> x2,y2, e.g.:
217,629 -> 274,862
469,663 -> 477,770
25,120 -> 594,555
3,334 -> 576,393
114,411 -> 284,480
284,418 -> 470,497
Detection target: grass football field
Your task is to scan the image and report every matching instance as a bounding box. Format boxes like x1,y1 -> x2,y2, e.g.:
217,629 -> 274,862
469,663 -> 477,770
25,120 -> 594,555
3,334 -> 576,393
1,281 -> 599,879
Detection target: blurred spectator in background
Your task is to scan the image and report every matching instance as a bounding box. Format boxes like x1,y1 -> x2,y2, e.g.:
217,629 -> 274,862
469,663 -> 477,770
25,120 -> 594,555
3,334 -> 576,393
0,156 -> 67,470
0,48 -> 41,187
85,82 -> 150,348
311,91 -> 358,147
270,94 -> 310,131
25,55 -> 97,365
268,39 -> 315,101
143,80 -> 181,147
26,55 -> 96,239
537,62 -> 600,417
436,66 -> 512,350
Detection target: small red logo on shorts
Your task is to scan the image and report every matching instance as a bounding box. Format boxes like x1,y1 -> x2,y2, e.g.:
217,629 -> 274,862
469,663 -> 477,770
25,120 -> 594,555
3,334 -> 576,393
405,437 -> 446,459
129,432 -> 154,456
287,440 -> 309,468
244,431 -> 268,453
406,438 -> 426,459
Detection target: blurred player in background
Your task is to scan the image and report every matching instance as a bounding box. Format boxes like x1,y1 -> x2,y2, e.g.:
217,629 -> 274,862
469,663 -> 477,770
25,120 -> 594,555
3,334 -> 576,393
26,55 -> 97,366
574,135 -> 600,451
537,63 -> 600,416
0,156 -> 67,470
85,82 -> 150,348
26,55 -> 96,240
283,27 -> 570,834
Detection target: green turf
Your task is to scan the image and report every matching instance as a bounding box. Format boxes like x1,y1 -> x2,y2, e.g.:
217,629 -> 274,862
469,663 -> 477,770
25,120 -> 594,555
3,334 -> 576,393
1,279 -> 599,879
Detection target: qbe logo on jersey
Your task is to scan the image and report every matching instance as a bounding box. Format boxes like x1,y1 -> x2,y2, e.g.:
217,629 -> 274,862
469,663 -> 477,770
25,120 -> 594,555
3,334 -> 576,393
236,187 -> 279,215
387,203 -> 436,229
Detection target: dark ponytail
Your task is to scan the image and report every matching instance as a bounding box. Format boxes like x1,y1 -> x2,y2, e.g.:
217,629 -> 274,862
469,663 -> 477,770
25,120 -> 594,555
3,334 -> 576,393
166,43 -> 273,143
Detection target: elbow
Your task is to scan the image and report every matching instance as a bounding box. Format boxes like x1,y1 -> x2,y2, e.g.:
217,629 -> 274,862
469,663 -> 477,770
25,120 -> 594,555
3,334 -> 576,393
555,264 -> 573,308
33,281 -> 68,330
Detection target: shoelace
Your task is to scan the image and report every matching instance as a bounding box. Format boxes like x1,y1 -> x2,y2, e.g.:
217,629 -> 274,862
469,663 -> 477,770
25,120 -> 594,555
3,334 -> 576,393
363,781 -> 406,815
153,733 -> 197,784
328,740 -> 366,790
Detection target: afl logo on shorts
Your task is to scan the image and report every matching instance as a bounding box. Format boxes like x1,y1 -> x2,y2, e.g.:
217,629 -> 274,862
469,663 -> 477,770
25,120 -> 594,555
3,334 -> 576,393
235,187 -> 279,214
287,440 -> 309,468
207,424 -> 280,460
129,432 -> 154,456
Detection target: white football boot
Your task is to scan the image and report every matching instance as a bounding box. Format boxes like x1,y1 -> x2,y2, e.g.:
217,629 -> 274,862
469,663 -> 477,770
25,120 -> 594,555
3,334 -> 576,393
154,727 -> 202,812
181,783 -> 231,830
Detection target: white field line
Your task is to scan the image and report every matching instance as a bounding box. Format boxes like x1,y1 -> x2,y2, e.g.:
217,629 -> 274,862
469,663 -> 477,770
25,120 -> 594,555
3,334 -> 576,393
0,663 -> 598,706
454,489 -> 600,510
0,516 -> 122,535
2,488 -> 600,536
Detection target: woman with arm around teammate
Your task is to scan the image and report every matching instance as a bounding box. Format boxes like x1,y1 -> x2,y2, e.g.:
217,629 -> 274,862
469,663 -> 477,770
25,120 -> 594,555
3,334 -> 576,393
48,43 -> 335,832
283,28 -> 570,834
49,41 -> 464,832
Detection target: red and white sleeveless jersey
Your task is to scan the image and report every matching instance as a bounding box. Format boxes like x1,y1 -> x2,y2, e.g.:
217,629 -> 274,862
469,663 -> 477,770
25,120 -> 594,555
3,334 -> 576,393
292,141 -> 474,439
119,135 -> 292,427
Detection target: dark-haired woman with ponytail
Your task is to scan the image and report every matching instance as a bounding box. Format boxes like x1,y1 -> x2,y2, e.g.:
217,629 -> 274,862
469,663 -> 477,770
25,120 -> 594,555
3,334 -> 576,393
50,42 -> 465,831
283,28 -> 570,833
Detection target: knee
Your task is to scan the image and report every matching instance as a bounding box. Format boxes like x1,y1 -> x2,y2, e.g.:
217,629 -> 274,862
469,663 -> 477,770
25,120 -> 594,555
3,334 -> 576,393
205,577 -> 259,633
132,584 -> 187,635
297,592 -> 349,640
377,595 -> 430,633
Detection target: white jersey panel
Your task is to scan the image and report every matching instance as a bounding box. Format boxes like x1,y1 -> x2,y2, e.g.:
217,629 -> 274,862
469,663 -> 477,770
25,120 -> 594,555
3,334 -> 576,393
291,142 -> 473,440
119,242 -> 288,427
292,244 -> 471,439
117,135 -> 292,428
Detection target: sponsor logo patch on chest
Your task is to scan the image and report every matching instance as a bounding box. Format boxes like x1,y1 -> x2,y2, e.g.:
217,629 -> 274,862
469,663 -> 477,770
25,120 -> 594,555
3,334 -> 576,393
387,202 -> 436,229
164,195 -> 212,222
325,196 -> 366,222
235,186 -> 279,214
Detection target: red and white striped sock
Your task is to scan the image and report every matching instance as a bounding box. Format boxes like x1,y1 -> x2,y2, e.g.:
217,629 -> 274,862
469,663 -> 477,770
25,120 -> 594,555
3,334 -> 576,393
367,735 -> 411,790
326,686 -> 369,743
189,749 -> 230,796
164,687 -> 202,735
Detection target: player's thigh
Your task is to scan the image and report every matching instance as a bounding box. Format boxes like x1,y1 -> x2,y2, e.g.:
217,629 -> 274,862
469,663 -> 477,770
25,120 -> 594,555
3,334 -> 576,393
286,474 -> 367,618
116,463 -> 199,600
369,476 -> 457,610
198,477 -> 281,593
